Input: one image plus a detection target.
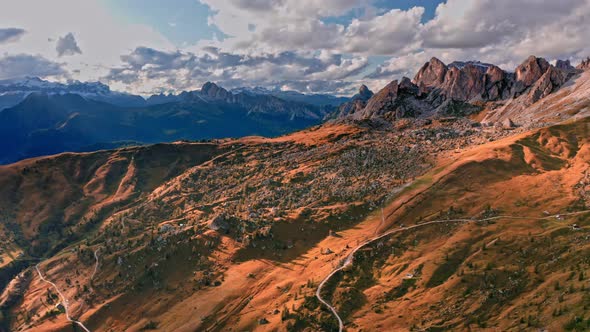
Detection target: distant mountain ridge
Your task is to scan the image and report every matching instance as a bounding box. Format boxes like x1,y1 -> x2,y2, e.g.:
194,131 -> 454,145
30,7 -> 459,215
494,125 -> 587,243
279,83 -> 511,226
0,77 -> 146,109
230,86 -> 349,106
0,81 -> 340,164
0,77 -> 350,110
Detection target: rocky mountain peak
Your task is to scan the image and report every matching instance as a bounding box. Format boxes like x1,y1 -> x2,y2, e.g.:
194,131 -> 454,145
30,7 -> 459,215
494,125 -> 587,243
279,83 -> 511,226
201,82 -> 230,100
354,80 -> 399,119
526,65 -> 568,104
440,64 -> 486,101
514,56 -> 551,93
358,84 -> 373,99
398,77 -> 418,94
556,59 -> 575,71
414,57 -> 448,94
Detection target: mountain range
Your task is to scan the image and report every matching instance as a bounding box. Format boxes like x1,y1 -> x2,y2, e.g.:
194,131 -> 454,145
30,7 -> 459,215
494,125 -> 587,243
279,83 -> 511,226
0,80 -> 339,164
334,56 -> 585,124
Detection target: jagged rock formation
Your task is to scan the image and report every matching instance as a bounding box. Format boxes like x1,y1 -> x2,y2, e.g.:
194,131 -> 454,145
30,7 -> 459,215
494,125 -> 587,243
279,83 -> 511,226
556,59 -> 575,71
328,84 -> 373,119
526,66 -> 568,104
353,78 -> 432,120
342,55 -> 581,124
514,56 -> 551,94
577,57 -> 590,71
414,57 -> 448,95
200,81 -> 233,101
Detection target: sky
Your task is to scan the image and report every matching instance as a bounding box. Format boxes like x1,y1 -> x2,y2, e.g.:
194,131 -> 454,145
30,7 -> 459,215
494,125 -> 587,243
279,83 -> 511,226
1,0 -> 589,96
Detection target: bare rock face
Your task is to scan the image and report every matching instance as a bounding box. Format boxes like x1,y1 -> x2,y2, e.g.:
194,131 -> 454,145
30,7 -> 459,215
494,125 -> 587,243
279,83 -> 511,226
201,82 -> 231,100
484,65 -> 512,100
514,56 -> 551,94
578,57 -> 590,71
356,80 -> 399,118
332,84 -> 374,118
336,55 -> 575,124
414,57 -> 448,94
398,77 -> 419,94
441,64 -> 486,101
556,59 -> 575,71
526,66 -> 568,104
358,84 -> 373,99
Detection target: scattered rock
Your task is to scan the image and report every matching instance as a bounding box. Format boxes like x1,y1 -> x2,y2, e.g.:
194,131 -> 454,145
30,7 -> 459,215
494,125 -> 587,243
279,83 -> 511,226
502,118 -> 516,129
209,215 -> 229,231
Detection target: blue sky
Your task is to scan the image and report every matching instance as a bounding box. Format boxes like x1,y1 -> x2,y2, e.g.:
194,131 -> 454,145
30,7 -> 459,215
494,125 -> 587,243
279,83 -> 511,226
0,0 -> 588,96
105,0 -> 227,47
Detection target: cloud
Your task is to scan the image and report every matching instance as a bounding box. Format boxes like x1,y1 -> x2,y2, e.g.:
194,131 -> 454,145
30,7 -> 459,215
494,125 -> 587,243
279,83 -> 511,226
0,0 -> 173,82
56,32 -> 82,57
0,54 -> 65,80
422,0 -> 588,50
105,46 -> 368,95
342,7 -> 424,55
0,28 -> 26,44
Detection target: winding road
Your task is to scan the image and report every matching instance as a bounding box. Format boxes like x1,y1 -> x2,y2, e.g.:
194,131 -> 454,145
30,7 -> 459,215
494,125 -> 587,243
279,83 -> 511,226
316,210 -> 590,332
91,248 -> 101,282
34,246 -> 101,332
35,264 -> 91,332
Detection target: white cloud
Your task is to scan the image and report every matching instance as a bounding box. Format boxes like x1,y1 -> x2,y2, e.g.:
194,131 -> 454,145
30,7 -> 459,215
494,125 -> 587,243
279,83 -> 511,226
104,47 -> 368,95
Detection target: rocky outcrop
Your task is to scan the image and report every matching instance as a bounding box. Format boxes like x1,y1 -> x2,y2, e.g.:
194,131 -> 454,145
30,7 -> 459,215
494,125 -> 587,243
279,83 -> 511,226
502,118 -> 516,129
556,59 -> 575,71
414,57 -> 448,94
441,64 -> 486,101
514,56 -> 551,94
358,84 -> 373,100
201,82 -> 232,101
353,79 -> 432,121
578,57 -> 590,71
357,80 -> 399,118
398,77 -> 419,94
340,55 -> 576,124
209,215 -> 230,231
329,85 -> 373,118
414,58 -> 515,103
484,65 -> 513,100
526,66 -> 568,104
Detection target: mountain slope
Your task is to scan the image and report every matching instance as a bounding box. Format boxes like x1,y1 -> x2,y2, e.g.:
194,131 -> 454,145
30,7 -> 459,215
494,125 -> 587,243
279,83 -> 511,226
300,118 -> 590,331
